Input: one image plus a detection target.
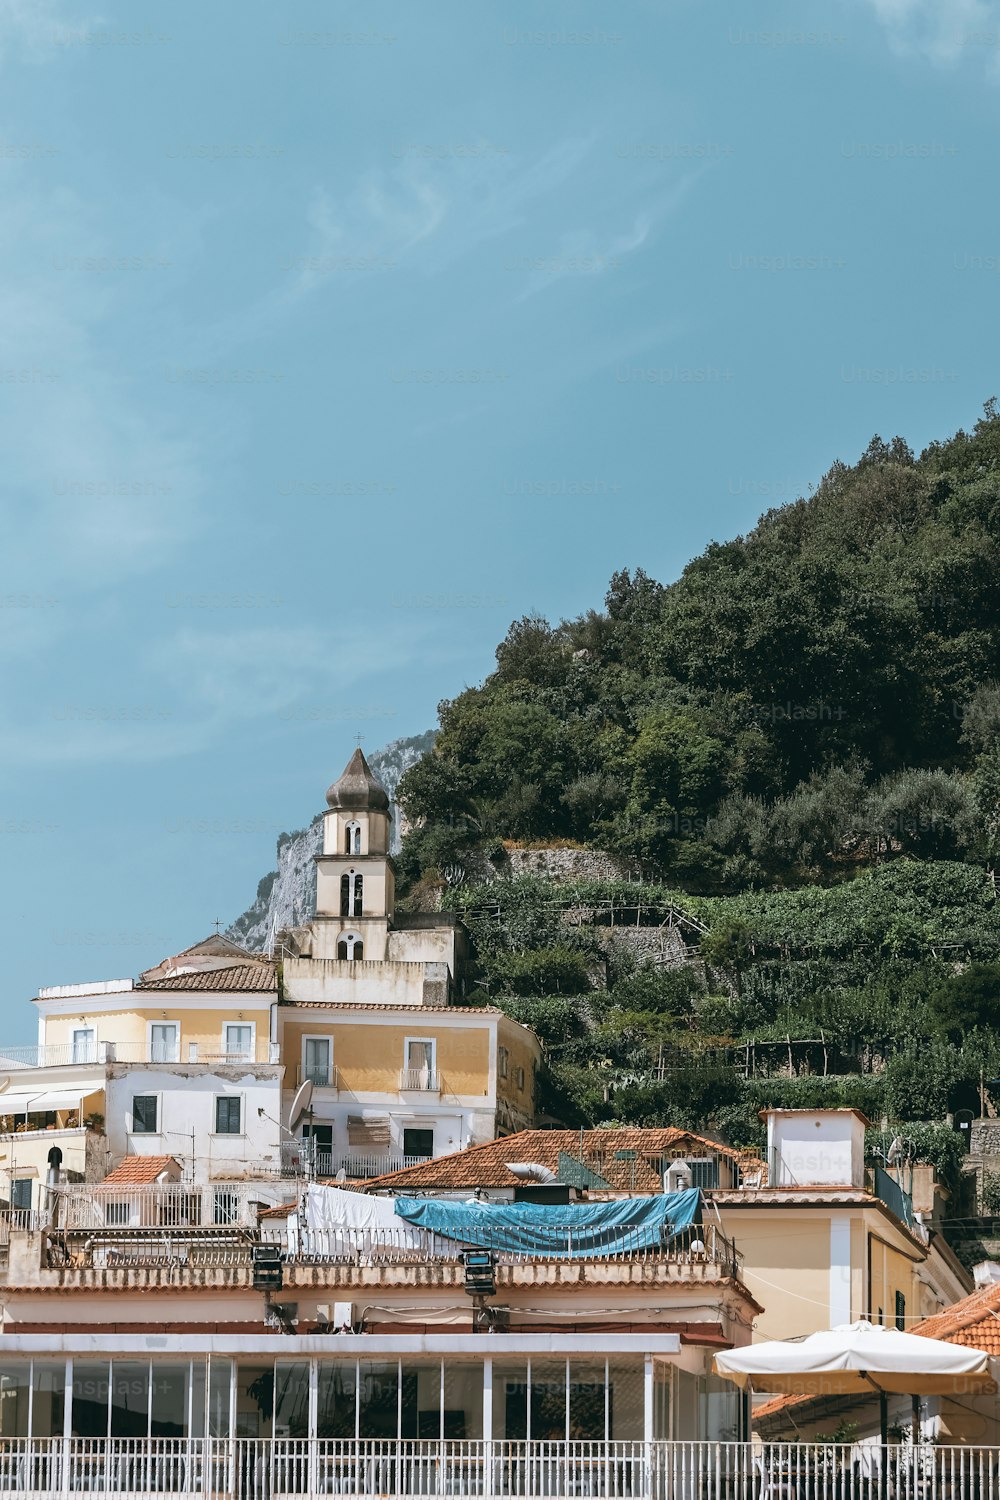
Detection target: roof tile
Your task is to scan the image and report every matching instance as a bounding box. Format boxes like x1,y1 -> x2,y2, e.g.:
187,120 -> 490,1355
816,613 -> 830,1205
364,1127 -> 739,1192
101,1155 -> 180,1185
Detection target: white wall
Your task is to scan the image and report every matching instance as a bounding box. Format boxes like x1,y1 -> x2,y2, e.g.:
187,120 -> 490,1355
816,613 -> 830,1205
105,1066 -> 284,1181
768,1112 -> 865,1188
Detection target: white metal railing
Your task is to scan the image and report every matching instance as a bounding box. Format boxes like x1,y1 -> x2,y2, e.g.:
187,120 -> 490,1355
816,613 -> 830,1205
0,1039 -> 277,1068
337,1151 -> 431,1179
55,1181 -> 260,1230
295,1065 -> 340,1088
47,1235 -> 253,1270
0,1439 -> 995,1500
399,1068 -> 440,1090
280,1221 -> 739,1270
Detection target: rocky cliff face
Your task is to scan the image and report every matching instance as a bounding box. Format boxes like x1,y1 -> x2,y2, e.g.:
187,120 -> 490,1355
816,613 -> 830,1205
226,731 -> 435,951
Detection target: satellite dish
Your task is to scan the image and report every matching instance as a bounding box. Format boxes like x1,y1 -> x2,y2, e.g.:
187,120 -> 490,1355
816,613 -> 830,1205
289,1080 -> 314,1131
335,1168 -> 347,1184
887,1136 -> 905,1167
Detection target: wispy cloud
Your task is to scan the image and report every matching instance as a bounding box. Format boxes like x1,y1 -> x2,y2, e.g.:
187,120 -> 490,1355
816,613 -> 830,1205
861,0 -> 998,67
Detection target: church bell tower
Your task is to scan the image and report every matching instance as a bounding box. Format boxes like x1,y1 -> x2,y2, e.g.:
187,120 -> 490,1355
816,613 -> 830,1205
313,749 -> 394,962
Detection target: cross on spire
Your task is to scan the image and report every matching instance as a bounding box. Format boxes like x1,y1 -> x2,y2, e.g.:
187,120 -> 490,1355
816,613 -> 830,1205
212,918 -> 224,935
354,733 -> 365,749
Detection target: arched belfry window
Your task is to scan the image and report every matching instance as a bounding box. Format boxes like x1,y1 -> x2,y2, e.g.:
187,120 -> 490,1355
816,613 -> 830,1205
337,933 -> 364,961
345,820 -> 362,855
341,869 -> 362,918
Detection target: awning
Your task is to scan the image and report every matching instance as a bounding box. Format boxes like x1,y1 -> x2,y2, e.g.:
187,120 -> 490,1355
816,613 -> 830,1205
0,1088 -> 85,1113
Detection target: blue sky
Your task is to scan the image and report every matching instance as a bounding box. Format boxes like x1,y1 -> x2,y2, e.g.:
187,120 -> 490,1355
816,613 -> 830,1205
2,0 -> 999,1031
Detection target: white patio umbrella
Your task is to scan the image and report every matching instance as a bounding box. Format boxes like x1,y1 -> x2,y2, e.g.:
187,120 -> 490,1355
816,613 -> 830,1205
714,1320 -> 996,1445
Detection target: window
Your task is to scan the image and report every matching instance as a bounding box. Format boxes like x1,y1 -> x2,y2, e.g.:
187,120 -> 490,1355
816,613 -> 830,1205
403,1039 -> 436,1088
302,1036 -> 332,1087
403,1127 -> 434,1160
214,1190 -> 238,1225
149,1023 -> 179,1064
71,1028 -> 96,1064
215,1096 -> 242,1135
345,821 -> 362,855
498,1046 -> 509,1080
224,1024 -> 253,1061
10,1179 -> 32,1213
895,1291 -> 906,1331
515,1066 -> 526,1091
132,1095 -> 158,1134
337,933 -> 363,960
688,1158 -> 720,1190
341,869 -> 363,918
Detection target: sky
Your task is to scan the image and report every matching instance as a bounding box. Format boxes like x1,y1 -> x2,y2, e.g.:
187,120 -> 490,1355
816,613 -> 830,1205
2,0 -> 1000,1033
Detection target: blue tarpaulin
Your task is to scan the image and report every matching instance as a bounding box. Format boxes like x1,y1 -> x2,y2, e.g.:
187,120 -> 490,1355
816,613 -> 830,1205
393,1188 -> 701,1257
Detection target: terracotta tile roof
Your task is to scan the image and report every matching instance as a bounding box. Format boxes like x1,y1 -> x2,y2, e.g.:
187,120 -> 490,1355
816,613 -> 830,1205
283,1001 -> 502,1013
364,1127 -> 739,1193
753,1285 -> 1000,1425
101,1155 -> 180,1185
138,963 -> 277,993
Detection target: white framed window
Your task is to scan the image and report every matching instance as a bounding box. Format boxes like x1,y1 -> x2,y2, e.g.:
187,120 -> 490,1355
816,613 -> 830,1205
71,1027 -> 96,1064
214,1095 -> 242,1135
402,1037 -> 436,1089
301,1035 -> 333,1087
222,1022 -> 255,1062
148,1022 -> 179,1064
131,1094 -> 160,1134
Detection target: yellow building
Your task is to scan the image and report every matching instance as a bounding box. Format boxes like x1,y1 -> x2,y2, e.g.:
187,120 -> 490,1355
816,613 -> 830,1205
713,1110 -> 971,1341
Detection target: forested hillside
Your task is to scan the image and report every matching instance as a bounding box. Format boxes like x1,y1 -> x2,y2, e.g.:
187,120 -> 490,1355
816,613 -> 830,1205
399,404 -> 1000,892
395,405 -> 1000,1162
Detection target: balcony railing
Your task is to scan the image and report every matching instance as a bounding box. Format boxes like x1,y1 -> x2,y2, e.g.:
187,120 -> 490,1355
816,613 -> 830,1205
55,1181 -> 261,1231
0,1440 -> 995,1500
398,1068 -> 439,1091
279,1220 -> 739,1272
295,1066 -> 340,1089
46,1235 -> 253,1270
279,1146 -> 431,1180
0,1040 -> 279,1068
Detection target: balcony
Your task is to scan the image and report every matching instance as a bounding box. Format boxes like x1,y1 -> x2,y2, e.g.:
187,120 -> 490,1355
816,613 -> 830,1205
278,1146 -> 431,1181
398,1068 -> 440,1092
0,1040 -> 279,1068
276,1220 -> 740,1276
295,1065 -> 340,1090
55,1181 -> 262,1231
0,1439 -> 990,1500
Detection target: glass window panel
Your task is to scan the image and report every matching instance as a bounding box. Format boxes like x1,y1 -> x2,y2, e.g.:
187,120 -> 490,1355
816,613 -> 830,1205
207,1361 -> 232,1439
400,1362 -> 438,1440
151,1363 -> 189,1438
569,1363 -> 607,1442
0,1365 -> 30,1437
701,1373 -> 740,1441
72,1361 -> 110,1438
190,1362 -> 206,1441
317,1363 -> 356,1439
444,1364 -> 483,1440
653,1363 -> 671,1442
225,1025 -> 253,1059
31,1361 -> 66,1439
304,1037 -> 331,1084
150,1025 -> 178,1063
492,1364 -> 528,1440
236,1365 -> 274,1440
608,1362 -> 644,1440
530,1361 -> 567,1442
215,1097 -> 241,1134
11,1179 -> 32,1212
111,1361 -> 149,1438
359,1361 -> 398,1439
132,1096 -> 158,1133
273,1362 -> 310,1440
